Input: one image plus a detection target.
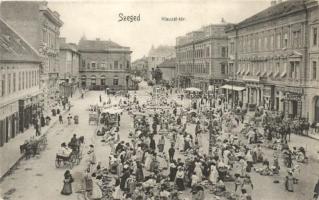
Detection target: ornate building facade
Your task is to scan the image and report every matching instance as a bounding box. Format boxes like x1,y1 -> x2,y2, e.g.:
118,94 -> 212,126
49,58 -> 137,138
79,38 -> 132,90
0,1 -> 63,109
227,0 -> 319,121
176,23 -> 229,91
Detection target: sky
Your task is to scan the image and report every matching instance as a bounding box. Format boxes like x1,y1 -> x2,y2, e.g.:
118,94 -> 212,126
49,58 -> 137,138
48,0 -> 272,60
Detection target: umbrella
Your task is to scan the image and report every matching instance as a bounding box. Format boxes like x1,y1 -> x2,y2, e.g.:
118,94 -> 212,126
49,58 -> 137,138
185,87 -> 202,92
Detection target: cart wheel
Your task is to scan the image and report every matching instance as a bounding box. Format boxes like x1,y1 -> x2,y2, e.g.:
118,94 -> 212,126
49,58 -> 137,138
55,159 -> 61,168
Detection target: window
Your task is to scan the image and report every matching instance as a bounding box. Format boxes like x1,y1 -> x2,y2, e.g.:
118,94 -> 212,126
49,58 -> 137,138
292,31 -> 300,48
114,61 -> 118,69
221,47 -> 227,58
113,76 -> 119,85
22,72 -> 24,89
18,72 -> 21,90
290,61 -> 300,79
258,38 -> 262,51
8,73 -> 11,94
313,28 -> 317,46
1,74 -> 5,96
276,34 -> 281,49
270,35 -> 274,50
82,60 -> 86,68
120,64 -> 122,69
221,63 -> 226,74
91,62 -> 96,68
13,73 -> 16,92
313,61 -> 317,80
127,61 -> 130,69
230,42 -> 235,54
29,71 -> 31,88
284,33 -> 288,48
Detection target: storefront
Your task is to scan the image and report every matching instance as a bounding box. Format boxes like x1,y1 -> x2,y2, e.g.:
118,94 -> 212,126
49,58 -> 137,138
0,101 -> 19,147
276,87 -> 303,119
262,85 -> 275,110
18,94 -> 40,133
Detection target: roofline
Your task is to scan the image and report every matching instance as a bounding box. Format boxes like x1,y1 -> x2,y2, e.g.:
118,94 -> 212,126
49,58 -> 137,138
40,7 -> 63,27
230,3 -> 307,32
60,47 -> 80,54
176,36 -> 228,48
78,50 -> 132,54
0,60 -> 41,64
0,17 -> 41,62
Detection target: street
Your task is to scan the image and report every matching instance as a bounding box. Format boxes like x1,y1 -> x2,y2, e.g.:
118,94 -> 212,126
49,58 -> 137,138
1,83 -> 319,200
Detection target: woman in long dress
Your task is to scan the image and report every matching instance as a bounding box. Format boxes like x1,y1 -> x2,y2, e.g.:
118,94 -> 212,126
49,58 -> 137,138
91,174 -> 103,199
175,167 -> 185,191
61,170 -> 73,195
209,164 -> 219,185
285,171 -> 294,192
144,151 -> 153,171
194,161 -> 203,182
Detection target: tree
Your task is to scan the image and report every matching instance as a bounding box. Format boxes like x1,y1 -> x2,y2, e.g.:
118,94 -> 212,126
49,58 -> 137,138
154,67 -> 163,85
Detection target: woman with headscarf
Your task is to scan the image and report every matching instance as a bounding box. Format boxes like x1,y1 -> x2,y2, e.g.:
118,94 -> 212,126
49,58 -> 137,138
209,163 -> 219,185
61,170 -> 73,195
175,166 -> 185,191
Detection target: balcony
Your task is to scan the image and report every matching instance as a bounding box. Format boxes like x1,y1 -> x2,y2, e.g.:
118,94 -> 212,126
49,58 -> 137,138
79,67 -> 128,72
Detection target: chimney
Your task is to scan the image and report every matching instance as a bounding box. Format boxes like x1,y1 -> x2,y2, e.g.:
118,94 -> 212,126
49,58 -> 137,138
271,0 -> 276,6
96,38 -> 100,41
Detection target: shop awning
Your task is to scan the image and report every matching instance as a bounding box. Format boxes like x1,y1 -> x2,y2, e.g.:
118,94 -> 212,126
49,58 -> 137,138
220,85 -> 246,91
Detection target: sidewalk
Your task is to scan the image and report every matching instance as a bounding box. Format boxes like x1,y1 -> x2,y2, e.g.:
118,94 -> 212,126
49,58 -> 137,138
0,91 -> 81,180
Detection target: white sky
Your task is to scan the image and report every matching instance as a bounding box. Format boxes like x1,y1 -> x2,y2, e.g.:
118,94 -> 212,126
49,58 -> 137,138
48,0 -> 272,60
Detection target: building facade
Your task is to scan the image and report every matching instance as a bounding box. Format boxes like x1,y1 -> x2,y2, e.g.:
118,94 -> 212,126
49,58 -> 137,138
157,58 -> 176,83
147,45 -> 175,80
0,1 -> 63,109
227,0 -> 319,121
79,38 -> 132,90
131,56 -> 148,79
58,38 -> 80,97
176,23 -> 229,91
0,18 -> 41,147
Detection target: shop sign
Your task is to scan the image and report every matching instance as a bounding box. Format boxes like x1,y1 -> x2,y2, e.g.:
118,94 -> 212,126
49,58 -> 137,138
286,92 -> 302,101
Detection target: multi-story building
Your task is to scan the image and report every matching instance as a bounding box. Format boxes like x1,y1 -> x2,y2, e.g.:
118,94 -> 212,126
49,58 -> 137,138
147,45 -> 175,80
79,37 -> 132,90
0,18 -> 41,146
226,0 -> 319,121
307,0 -> 319,123
58,37 -> 80,97
0,1 -> 63,106
176,23 -> 229,91
157,58 -> 176,83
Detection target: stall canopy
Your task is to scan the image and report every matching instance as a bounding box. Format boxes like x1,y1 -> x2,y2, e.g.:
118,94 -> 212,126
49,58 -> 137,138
185,87 -> 202,92
220,85 -> 245,91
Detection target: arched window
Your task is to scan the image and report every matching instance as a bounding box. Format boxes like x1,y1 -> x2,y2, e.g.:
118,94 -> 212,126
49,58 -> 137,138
100,75 -> 106,86
113,75 -> 119,86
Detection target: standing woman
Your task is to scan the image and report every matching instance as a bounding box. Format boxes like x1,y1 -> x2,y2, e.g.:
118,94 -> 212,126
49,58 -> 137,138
175,166 -> 185,191
61,170 -> 74,195
158,135 -> 165,153
285,170 -> 294,192
241,175 -> 253,198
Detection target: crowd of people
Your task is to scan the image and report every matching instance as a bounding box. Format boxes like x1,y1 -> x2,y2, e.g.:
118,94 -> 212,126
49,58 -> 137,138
59,85 -> 319,200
